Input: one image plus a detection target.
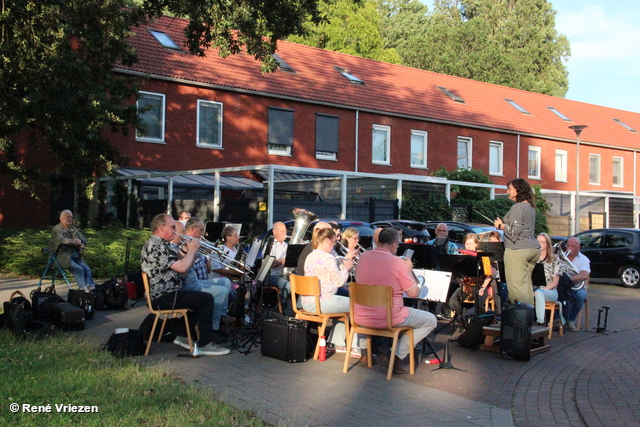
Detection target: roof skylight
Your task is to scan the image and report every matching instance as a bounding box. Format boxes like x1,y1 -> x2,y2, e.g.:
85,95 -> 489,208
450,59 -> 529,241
613,118 -> 637,133
437,86 -> 465,103
504,99 -> 530,114
334,66 -> 364,85
273,53 -> 295,73
547,106 -> 571,121
148,29 -> 181,50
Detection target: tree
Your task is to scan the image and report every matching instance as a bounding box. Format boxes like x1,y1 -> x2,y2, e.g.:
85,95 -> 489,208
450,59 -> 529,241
0,0 -> 144,195
1,0 -> 325,194
432,166 -> 493,202
391,0 -> 571,97
288,0 -> 401,63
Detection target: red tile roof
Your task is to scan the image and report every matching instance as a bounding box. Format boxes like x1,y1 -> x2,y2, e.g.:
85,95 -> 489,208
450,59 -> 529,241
119,15 -> 640,150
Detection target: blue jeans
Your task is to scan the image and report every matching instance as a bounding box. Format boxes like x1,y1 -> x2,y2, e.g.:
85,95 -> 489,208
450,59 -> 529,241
534,288 -> 561,324
267,274 -> 290,305
183,274 -> 231,330
69,252 -> 94,290
566,287 -> 587,322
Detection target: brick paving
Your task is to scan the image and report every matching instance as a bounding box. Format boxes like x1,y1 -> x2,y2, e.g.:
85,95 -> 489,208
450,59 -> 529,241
2,276 -> 639,426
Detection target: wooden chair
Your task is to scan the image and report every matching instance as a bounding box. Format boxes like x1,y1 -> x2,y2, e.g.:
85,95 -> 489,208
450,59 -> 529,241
289,274 -> 350,360
544,301 -> 564,339
141,273 -> 193,356
343,282 -> 415,381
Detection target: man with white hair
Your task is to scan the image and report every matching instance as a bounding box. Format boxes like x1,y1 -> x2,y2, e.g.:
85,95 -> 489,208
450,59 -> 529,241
564,237 -> 590,331
49,209 -> 95,290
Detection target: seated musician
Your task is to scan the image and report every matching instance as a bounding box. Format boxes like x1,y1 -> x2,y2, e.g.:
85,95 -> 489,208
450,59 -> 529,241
141,213 -> 228,356
296,222 -> 331,276
355,227 -> 437,373
209,225 -> 242,281
303,227 -> 362,357
178,218 -> 233,344
448,233 -> 495,318
264,221 -> 291,308
49,209 -> 95,291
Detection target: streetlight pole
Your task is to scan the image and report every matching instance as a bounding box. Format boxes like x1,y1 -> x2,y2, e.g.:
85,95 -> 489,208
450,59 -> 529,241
570,125 -> 588,235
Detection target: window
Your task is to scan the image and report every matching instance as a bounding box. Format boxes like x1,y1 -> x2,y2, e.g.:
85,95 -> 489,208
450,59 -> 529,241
136,92 -> 165,142
457,137 -> 472,169
410,130 -> 428,168
438,86 -> 465,103
489,141 -> 503,176
613,118 -> 636,132
555,150 -> 568,182
606,231 -> 633,248
372,125 -> 390,165
273,53 -> 295,73
196,100 -> 223,148
613,157 -> 623,186
315,114 -> 339,160
589,154 -> 601,184
547,107 -> 571,121
504,99 -> 530,114
334,66 -> 364,85
268,107 -> 294,155
577,230 -> 604,248
528,146 -> 541,179
148,29 -> 181,50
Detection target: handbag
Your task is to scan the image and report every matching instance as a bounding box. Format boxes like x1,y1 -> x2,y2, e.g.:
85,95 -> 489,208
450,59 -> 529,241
68,289 -> 96,320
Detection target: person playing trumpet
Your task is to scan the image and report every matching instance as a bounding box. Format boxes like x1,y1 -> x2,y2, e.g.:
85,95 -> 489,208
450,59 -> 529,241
209,225 -> 243,281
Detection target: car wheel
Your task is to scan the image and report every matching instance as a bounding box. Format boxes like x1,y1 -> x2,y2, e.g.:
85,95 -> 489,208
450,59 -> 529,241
620,265 -> 640,288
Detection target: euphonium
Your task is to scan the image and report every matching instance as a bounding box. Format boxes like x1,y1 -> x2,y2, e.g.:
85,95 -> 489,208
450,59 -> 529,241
282,207 -> 319,278
178,234 -> 252,277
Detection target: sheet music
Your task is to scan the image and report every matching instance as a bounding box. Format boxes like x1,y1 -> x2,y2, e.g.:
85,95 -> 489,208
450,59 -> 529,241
410,269 -> 452,302
246,240 -> 261,267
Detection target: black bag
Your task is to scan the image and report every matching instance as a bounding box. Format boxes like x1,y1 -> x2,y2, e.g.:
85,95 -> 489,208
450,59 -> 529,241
138,313 -> 187,342
3,300 -> 56,339
67,289 -> 96,320
104,329 -> 146,358
96,278 -> 128,310
50,301 -> 85,331
458,312 -> 495,349
30,286 -> 65,323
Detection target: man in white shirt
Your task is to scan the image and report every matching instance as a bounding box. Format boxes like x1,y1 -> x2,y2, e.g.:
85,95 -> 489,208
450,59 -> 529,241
564,237 -> 591,331
266,222 -> 291,308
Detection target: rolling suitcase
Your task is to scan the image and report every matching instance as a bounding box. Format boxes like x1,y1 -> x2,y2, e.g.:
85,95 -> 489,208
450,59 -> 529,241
500,303 -> 532,361
50,301 -> 85,331
67,289 -> 96,320
261,318 -> 308,363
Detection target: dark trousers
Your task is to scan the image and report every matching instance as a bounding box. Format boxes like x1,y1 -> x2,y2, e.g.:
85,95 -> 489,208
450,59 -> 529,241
153,290 -> 214,347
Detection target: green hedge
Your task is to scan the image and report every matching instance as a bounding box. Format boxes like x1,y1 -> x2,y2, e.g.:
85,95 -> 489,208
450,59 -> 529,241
0,228 -> 150,280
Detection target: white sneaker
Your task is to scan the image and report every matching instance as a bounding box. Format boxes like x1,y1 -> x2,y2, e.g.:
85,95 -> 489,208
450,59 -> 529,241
199,343 -> 231,356
173,336 -> 190,350
567,321 -> 578,331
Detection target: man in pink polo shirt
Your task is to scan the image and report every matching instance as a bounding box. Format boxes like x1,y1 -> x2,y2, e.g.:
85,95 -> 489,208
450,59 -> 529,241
355,227 -> 437,373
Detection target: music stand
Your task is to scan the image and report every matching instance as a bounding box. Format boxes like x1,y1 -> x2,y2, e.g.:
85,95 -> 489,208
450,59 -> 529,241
398,243 -> 439,269
204,221 -> 225,243
284,244 -> 306,269
478,242 -> 504,262
240,255 -> 275,354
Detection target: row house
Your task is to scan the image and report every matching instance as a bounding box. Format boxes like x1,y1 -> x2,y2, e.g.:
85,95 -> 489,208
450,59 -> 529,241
2,15 -> 640,234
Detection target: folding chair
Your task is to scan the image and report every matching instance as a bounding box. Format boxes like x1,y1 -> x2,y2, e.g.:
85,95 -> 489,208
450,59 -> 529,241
38,248 -> 74,289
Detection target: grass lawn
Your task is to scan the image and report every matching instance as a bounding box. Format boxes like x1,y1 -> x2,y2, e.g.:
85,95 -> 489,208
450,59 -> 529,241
0,329 -> 271,426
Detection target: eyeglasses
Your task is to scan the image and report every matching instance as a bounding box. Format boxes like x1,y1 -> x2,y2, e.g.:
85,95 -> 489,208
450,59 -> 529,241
436,229 -> 448,233
163,224 -> 176,229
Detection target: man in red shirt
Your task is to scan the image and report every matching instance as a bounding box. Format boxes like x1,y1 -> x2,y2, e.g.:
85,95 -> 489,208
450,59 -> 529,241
355,227 -> 437,373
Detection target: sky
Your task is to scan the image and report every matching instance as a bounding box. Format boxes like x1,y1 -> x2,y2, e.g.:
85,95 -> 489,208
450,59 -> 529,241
420,1 -> 640,114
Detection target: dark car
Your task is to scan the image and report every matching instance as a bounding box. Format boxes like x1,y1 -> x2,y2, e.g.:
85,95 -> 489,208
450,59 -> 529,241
423,221 -> 501,248
572,228 -> 640,288
259,218 -> 377,248
371,220 -> 432,244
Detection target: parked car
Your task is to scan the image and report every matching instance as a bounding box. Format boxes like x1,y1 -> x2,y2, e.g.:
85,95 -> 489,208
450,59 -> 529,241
371,220 -> 432,244
571,228 -> 640,288
258,218 -> 377,248
423,221 -> 501,248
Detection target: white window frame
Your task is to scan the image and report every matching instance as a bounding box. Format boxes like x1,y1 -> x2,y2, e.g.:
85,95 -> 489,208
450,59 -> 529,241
136,91 -> 166,143
410,130 -> 428,169
528,146 -> 541,179
372,124 -> 391,165
457,136 -> 472,169
267,107 -> 294,156
613,156 -> 624,187
555,149 -> 568,182
589,154 -> 601,185
196,100 -> 223,148
489,141 -> 503,176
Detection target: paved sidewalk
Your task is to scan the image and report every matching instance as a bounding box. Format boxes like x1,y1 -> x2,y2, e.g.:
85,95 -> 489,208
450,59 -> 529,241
3,276 -> 640,426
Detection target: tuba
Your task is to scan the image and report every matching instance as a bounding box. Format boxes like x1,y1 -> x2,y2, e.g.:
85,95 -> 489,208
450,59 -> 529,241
282,208 -> 319,278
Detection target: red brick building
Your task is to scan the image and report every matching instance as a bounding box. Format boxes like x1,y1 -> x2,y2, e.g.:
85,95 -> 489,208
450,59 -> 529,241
2,15 -> 639,232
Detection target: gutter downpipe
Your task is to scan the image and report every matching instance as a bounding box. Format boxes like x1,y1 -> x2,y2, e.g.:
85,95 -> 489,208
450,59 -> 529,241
354,110 -> 359,173
167,176 -> 173,216
516,134 -> 521,178
635,151 -> 638,229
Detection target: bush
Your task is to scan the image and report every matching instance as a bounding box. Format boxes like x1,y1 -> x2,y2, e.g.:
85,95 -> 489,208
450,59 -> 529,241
0,228 -> 150,279
400,191 -> 452,222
